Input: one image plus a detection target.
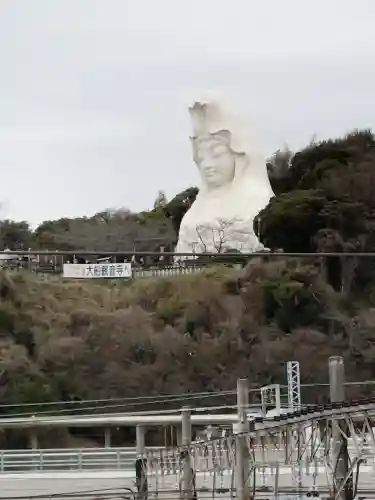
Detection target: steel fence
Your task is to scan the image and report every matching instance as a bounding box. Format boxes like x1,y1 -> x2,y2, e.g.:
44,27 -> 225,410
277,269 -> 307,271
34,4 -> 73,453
0,447 -> 157,473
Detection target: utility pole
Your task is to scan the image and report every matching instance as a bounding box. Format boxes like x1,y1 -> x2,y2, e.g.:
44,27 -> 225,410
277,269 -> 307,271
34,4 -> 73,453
104,427 -> 111,448
136,425 -> 146,455
235,378 -> 250,500
181,407 -> 192,445
180,407 -> 195,500
328,356 -> 351,500
135,425 -> 148,500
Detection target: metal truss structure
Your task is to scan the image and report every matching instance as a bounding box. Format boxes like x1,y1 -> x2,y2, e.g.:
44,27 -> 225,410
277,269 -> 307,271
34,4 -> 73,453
287,360 -> 301,410
260,383 -> 281,415
143,400 -> 375,500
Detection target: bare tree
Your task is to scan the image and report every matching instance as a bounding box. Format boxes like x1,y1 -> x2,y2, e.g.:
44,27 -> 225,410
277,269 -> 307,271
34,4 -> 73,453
266,144 -> 294,179
193,218 -> 253,253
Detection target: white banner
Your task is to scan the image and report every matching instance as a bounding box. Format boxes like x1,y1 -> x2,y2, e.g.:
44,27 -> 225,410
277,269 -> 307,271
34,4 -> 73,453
63,263 -> 132,279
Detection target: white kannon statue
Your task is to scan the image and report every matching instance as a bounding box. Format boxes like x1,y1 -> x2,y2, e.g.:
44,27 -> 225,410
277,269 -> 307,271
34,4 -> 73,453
175,93 -> 274,255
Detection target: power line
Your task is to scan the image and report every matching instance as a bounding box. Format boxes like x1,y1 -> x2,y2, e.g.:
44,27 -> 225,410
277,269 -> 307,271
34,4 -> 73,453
1,380 -> 373,417
0,401 -> 292,420
0,386 -> 275,418
0,389 -> 236,410
2,398 -> 241,419
292,381 -> 375,388
3,250 -> 375,257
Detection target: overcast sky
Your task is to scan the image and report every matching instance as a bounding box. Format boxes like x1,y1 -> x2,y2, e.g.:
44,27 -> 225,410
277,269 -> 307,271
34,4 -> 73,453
0,0 -> 375,226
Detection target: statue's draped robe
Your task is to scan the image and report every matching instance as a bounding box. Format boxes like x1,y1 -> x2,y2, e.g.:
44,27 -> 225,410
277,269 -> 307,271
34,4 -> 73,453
175,187 -> 267,254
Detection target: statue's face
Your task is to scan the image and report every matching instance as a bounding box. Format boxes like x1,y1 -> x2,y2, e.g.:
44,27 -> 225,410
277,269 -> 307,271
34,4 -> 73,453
195,136 -> 235,188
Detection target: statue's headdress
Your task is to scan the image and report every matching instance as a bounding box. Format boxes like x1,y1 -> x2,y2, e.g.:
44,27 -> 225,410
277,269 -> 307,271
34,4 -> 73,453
189,90 -> 235,138
188,92 -> 253,156
189,101 -> 229,138
188,90 -> 274,198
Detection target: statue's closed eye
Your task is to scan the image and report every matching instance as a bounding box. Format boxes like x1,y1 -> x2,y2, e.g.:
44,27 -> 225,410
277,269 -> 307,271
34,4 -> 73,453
196,142 -> 229,162
211,144 -> 228,157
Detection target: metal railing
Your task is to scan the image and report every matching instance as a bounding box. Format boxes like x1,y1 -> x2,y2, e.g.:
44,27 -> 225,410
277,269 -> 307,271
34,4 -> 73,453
0,260 -> 212,279
0,440 -> 371,475
0,447 -> 145,473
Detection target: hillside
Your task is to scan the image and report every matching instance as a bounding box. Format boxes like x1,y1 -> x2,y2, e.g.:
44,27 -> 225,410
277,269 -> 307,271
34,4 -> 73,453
1,256 -> 374,412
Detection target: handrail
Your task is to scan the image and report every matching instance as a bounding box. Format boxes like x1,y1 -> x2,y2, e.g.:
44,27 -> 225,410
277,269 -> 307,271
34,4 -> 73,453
0,443 -> 369,475
0,413 -> 240,428
0,447 -> 164,473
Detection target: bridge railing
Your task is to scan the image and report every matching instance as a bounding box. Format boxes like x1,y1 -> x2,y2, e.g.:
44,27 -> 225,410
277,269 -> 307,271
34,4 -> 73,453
0,447 -> 162,473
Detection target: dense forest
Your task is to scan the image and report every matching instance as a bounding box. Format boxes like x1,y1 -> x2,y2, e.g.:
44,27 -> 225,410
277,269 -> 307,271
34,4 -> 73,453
0,130 -> 375,448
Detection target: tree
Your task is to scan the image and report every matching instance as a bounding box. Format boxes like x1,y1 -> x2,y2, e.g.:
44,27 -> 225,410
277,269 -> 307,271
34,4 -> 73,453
163,187 -> 198,234
192,218 -> 253,254
267,145 -> 294,195
259,129 -> 375,293
34,210 -> 175,252
0,220 -> 32,250
286,129 -> 373,192
260,130 -> 375,253
257,190 -> 327,252
153,191 -> 168,209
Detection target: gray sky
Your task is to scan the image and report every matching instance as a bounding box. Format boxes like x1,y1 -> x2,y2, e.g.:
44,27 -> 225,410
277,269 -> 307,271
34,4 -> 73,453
0,0 -> 375,226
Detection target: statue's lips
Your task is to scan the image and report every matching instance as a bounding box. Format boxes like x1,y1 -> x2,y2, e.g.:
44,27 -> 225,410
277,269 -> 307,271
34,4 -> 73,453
203,168 -> 217,176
